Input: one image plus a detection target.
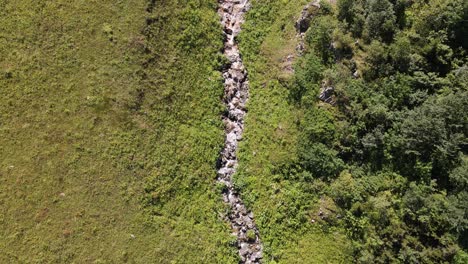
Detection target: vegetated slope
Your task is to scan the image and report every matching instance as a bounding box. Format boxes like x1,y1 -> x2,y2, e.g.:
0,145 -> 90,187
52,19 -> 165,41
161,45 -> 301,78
234,0 -> 353,262
234,0 -> 467,263
0,0 -> 236,262
288,0 -> 467,263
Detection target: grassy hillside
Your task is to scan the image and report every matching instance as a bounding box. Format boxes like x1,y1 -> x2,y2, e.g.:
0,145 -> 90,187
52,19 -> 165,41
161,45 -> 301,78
236,0 -> 352,262
235,0 -> 467,263
255,0 -> 468,263
0,0 -> 236,262
2,0 -> 464,263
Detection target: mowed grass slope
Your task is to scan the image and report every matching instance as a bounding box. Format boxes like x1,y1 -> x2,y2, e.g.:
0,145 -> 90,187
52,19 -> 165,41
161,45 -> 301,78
0,0 -> 236,262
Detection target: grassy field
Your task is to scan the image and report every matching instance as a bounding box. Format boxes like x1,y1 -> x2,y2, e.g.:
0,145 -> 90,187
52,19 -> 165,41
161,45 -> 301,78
236,0 -> 352,262
1,0 -> 355,263
0,0 -> 236,262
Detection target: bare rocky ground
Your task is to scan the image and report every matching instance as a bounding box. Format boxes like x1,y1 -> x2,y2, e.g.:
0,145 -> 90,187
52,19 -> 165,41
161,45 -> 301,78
217,0 -> 263,263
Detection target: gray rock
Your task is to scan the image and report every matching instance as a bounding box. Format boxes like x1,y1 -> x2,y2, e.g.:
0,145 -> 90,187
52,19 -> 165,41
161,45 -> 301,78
239,243 -> 250,256
217,1 -> 263,262
295,1 -> 321,33
251,251 -> 263,260
353,70 -> 360,78
319,86 -> 335,104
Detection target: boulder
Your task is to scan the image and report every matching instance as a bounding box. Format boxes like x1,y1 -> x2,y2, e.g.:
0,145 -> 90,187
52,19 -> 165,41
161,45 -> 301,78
319,85 -> 335,104
251,251 -> 263,261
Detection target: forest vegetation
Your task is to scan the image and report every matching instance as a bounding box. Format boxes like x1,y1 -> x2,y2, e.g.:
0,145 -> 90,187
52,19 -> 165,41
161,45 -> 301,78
236,0 -> 467,262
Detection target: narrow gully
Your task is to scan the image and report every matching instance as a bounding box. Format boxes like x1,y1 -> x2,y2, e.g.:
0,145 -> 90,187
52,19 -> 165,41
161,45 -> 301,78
217,0 -> 264,263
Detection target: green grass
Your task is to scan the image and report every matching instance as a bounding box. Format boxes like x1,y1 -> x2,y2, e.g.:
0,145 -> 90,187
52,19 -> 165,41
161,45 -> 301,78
235,0 -> 352,262
0,0 -> 237,262
1,0 -> 354,262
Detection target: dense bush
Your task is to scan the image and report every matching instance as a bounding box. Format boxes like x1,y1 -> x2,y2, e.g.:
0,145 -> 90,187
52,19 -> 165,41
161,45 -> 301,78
292,0 -> 468,262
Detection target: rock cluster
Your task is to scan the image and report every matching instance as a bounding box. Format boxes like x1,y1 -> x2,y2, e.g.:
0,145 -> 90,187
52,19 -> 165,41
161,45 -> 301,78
295,0 -> 321,33
295,1 -> 337,105
218,1 -> 263,263
295,1 -> 321,54
319,85 -> 335,104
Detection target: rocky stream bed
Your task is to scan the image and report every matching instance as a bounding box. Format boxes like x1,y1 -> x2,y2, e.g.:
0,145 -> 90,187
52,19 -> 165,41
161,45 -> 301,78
217,0 -> 264,263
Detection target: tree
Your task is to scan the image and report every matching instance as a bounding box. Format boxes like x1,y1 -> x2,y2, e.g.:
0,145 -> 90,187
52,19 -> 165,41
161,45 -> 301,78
364,0 -> 397,42
337,0 -> 366,37
299,143 -> 344,180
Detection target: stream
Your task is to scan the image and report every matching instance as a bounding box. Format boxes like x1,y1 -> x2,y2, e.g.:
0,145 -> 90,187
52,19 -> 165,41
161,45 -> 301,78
217,0 -> 264,263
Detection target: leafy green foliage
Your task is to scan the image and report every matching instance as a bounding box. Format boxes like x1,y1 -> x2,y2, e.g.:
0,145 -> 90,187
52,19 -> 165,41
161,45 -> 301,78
292,0 -> 468,262
387,92 -> 467,182
364,0 -> 397,42
290,53 -> 324,101
299,143 -> 344,180
233,0 -> 353,262
1,0 -> 465,263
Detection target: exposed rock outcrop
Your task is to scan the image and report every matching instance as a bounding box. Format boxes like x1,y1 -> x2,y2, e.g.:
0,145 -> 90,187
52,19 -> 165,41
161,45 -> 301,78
319,79 -> 336,105
295,0 -> 321,33
319,85 -> 335,104
295,1 -> 337,105
218,1 -> 263,263
296,1 -> 321,54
